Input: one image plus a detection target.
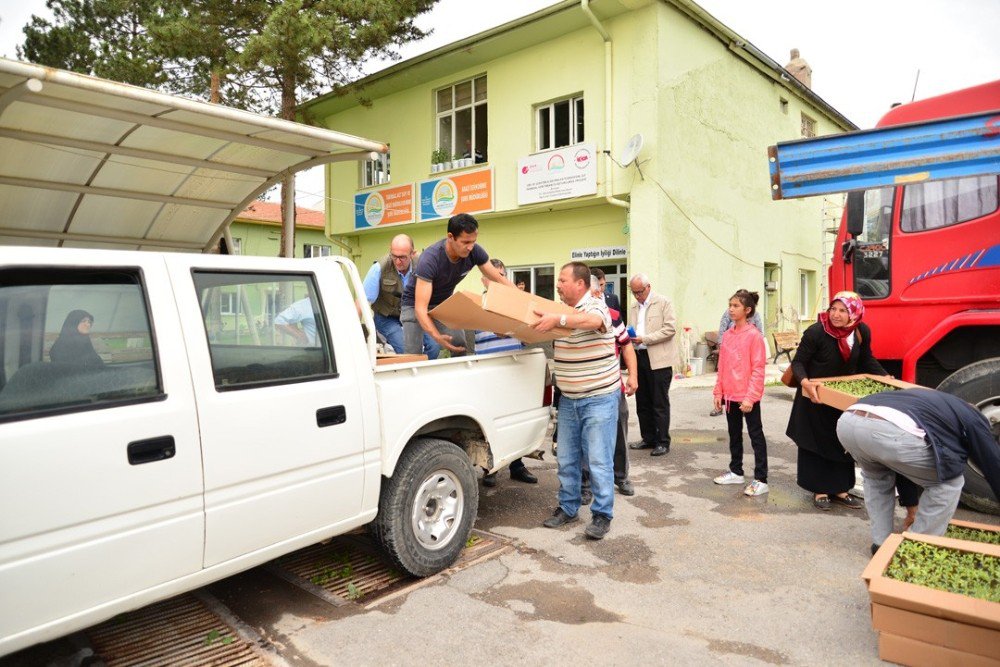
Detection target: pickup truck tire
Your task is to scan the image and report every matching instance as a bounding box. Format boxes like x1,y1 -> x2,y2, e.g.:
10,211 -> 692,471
370,437 -> 479,577
936,357 -> 1000,515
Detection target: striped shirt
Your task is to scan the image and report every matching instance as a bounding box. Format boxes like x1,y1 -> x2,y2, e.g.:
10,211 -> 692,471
553,294 -> 619,399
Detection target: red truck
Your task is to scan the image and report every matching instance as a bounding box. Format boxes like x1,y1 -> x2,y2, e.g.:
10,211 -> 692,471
832,82 -> 1000,510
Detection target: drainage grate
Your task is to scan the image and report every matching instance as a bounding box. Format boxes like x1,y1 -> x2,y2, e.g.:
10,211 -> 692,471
271,529 -> 511,606
86,594 -> 269,667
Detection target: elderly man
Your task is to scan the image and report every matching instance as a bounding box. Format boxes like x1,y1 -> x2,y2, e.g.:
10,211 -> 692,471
628,273 -> 678,456
532,262 -> 620,540
362,234 -> 439,359
836,388 -> 1000,554
401,213 -> 512,356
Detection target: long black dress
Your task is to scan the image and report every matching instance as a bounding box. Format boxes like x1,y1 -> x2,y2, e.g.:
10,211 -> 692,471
49,310 -> 103,368
786,321 -> 884,495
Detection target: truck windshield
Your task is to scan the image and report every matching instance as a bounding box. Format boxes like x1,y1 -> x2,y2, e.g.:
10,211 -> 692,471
853,186 -> 894,299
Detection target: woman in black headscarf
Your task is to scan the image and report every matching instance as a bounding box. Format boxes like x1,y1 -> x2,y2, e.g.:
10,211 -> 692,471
49,310 -> 103,367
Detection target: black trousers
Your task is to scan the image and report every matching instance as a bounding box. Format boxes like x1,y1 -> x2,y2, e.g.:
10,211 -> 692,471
635,349 -> 671,447
725,400 -> 768,483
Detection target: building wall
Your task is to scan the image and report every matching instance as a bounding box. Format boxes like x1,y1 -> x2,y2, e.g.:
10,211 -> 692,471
229,221 -> 334,259
313,1 -> 849,348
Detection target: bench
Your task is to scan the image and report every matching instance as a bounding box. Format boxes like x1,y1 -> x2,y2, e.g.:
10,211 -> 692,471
772,330 -> 801,363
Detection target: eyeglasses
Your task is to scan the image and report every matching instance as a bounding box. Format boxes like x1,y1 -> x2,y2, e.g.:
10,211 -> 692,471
630,286 -> 648,295
390,253 -> 410,261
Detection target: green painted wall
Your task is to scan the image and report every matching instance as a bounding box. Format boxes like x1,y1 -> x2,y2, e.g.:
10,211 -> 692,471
311,0 -> 850,351
229,221 -> 334,258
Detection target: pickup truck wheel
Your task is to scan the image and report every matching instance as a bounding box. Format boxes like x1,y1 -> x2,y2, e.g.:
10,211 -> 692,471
371,437 -> 478,577
937,357 -> 1000,515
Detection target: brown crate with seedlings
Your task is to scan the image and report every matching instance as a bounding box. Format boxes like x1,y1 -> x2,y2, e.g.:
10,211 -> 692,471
814,373 -> 921,412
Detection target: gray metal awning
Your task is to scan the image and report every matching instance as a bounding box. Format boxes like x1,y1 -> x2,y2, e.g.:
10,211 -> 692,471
0,58 -> 386,252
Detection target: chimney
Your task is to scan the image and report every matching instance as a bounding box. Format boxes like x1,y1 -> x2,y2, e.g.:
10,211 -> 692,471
785,48 -> 812,88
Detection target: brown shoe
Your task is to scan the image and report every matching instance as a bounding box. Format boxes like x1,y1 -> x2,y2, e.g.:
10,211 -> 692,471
833,493 -> 863,509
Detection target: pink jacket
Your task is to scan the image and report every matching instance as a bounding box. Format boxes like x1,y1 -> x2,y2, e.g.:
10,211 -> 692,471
713,323 -> 766,404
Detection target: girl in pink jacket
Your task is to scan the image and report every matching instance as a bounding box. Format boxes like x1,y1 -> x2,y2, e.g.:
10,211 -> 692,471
712,290 -> 769,496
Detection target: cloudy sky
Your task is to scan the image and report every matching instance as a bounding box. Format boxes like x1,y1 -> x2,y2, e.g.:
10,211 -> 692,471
1,0 -> 997,209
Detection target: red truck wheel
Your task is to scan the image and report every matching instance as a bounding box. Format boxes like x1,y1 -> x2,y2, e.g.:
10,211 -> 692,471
937,357 -> 1000,515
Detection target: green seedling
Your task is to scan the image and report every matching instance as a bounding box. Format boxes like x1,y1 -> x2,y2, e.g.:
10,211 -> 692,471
885,539 -> 1000,603
823,378 -> 899,397
204,629 -> 220,645
465,535 -> 481,548
945,525 -> 1000,546
346,582 -> 362,600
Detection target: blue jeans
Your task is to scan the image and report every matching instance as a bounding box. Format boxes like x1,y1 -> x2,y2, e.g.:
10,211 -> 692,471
376,311 -> 440,359
556,390 -> 618,520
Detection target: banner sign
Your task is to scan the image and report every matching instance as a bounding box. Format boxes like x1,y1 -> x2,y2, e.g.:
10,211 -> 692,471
418,168 -> 494,222
570,245 -> 627,261
517,142 -> 597,206
354,184 -> 414,229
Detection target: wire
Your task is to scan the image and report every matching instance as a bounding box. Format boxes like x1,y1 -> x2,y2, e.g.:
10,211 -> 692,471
645,172 -> 763,269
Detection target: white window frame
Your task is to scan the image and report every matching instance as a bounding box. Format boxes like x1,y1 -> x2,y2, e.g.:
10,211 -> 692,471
435,76 -> 487,163
362,152 -> 390,188
509,264 -> 556,300
230,237 -> 242,255
801,112 -> 817,138
219,291 -> 237,316
536,95 -> 584,151
303,244 -> 331,259
799,270 -> 816,319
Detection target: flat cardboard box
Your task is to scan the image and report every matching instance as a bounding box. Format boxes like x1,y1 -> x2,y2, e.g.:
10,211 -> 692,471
815,373 -> 922,412
872,604 -> 1000,658
863,532 -> 1000,631
878,632 -> 1000,666
429,284 -> 575,344
375,353 -> 428,366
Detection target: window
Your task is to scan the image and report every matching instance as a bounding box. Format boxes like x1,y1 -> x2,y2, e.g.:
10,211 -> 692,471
436,76 -> 487,163
801,113 -> 816,138
779,97 -> 789,114
229,237 -> 242,255
854,186 -> 894,299
901,175 -> 998,232
799,270 -> 816,319
537,96 -> 584,151
0,269 -> 161,422
303,244 -> 331,258
362,152 -> 390,188
509,265 -> 555,300
219,290 -> 237,315
193,272 -> 335,391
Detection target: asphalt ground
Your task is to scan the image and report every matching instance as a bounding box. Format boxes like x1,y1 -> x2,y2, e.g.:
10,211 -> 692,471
6,380 -> 998,666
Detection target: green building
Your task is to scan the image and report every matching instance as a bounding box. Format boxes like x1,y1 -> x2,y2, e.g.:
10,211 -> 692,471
301,0 -> 854,350
230,201 -> 335,259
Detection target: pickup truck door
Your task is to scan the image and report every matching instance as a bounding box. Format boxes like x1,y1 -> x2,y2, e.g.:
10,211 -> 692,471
168,259 -> 367,566
0,256 -> 203,646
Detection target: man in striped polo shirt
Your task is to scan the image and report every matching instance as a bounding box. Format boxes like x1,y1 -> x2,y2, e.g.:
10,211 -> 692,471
532,262 -> 620,540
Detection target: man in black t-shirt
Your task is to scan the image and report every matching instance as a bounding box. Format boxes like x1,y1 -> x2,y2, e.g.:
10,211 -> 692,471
401,213 -> 513,356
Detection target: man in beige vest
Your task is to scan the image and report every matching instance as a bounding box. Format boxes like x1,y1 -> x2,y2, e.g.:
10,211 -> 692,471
362,234 -> 439,358
627,273 -> 678,457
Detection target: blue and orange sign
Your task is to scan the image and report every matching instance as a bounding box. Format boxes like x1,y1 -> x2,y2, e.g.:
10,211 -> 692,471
419,168 -> 494,222
354,184 -> 414,229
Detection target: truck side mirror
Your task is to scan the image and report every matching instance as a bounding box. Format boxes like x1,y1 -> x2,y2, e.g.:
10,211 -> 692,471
845,191 -> 864,237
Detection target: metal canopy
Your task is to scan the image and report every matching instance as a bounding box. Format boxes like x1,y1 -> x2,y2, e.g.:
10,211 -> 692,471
0,58 -> 387,252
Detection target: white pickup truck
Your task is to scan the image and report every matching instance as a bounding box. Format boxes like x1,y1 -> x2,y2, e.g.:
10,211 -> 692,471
0,246 -> 550,656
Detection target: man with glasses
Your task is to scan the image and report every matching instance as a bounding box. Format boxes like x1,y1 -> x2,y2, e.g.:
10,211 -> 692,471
628,274 -> 678,457
363,234 -> 438,359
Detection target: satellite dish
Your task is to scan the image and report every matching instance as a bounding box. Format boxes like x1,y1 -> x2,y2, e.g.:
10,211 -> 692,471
619,133 -> 644,166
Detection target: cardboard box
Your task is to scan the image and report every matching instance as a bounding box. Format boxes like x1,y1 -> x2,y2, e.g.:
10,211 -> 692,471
375,353 -> 428,366
872,603 -> 1000,659
878,632 -> 1000,666
429,283 -> 576,344
815,373 -> 922,412
863,533 -> 1000,630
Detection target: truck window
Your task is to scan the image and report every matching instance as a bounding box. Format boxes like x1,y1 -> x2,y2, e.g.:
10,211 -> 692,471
901,175 -> 999,232
0,269 -> 161,422
853,186 -> 894,299
192,272 -> 336,390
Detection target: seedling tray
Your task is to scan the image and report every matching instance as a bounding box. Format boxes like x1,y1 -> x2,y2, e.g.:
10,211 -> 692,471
814,373 -> 921,412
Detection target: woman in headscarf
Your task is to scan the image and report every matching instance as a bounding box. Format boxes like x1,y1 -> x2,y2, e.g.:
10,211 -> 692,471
786,292 -> 890,510
49,310 -> 103,367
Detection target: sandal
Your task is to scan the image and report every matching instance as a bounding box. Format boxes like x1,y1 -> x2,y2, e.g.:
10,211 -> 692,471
833,493 -> 864,509
813,495 -> 832,511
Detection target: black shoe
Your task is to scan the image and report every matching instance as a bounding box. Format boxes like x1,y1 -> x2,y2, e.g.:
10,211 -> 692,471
629,441 -> 654,450
871,543 -> 880,556
584,515 -> 611,540
510,466 -> 538,484
543,508 -> 578,528
616,479 -> 635,496
651,445 -> 669,456
581,486 -> 593,506
482,472 -> 498,487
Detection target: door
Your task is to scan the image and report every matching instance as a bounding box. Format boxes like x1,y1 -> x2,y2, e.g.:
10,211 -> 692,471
0,259 -> 203,646
171,263 -> 367,566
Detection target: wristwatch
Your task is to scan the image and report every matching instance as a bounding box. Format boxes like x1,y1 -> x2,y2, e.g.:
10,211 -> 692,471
559,314 -> 567,327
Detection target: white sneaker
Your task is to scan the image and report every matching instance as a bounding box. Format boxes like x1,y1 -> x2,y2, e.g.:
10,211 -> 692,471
713,471 -> 744,485
744,480 -> 769,496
